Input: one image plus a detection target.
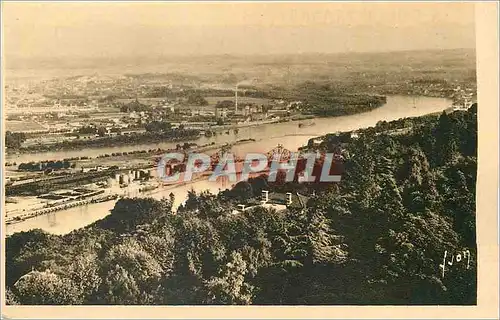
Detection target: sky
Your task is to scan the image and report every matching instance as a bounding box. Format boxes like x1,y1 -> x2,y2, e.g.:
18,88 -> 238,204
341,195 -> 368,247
3,2 -> 476,59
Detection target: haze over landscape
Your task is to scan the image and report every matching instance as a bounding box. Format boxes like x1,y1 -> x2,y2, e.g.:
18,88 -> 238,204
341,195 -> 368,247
4,2 -> 475,70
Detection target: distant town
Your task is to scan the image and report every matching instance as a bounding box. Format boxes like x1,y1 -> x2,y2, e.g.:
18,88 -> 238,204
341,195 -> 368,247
5,64 -> 475,150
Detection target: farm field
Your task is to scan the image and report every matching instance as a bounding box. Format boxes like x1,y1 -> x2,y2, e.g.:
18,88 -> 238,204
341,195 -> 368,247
5,120 -> 48,132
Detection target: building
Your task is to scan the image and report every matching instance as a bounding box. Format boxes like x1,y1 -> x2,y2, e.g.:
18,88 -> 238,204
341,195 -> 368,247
215,106 -> 228,119
251,112 -> 267,121
163,105 -> 175,113
231,190 -> 309,214
190,108 -> 201,116
242,104 -> 260,116
129,111 -> 140,120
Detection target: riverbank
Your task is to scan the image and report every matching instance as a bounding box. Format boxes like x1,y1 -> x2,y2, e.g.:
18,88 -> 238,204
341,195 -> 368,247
4,102 -> 373,156
5,138 -> 258,196
8,129 -> 202,155
4,95 -> 453,236
5,194 -> 120,226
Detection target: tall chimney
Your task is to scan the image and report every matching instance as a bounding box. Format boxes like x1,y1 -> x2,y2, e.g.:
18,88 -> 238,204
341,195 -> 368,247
235,84 -> 238,114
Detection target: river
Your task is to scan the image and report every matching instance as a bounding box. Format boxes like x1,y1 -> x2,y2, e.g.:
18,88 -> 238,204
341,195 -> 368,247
5,95 -> 451,236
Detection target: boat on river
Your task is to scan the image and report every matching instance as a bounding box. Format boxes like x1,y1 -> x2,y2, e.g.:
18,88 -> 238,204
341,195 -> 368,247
139,183 -> 160,193
298,120 -> 315,128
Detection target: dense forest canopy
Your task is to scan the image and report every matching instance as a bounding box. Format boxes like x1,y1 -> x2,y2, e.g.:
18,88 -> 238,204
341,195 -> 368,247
5,106 -> 477,305
287,82 -> 387,116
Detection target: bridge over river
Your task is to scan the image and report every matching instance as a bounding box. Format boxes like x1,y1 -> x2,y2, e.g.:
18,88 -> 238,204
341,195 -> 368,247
5,95 -> 452,236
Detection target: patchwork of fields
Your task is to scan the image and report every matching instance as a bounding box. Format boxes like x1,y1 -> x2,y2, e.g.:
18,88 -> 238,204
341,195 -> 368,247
6,121 -> 48,132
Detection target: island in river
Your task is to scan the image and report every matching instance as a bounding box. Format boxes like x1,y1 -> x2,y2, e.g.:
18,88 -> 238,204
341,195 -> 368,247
4,95 -> 453,236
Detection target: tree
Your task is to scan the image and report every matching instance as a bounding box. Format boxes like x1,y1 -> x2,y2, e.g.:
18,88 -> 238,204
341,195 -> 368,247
371,211 -> 462,304
5,131 -> 26,149
187,93 -> 209,106
229,181 -> 254,203
97,198 -> 172,233
101,265 -> 141,305
163,216 -> 226,304
181,190 -> 229,220
78,125 -> 98,135
100,238 -> 163,304
67,252 -> 102,303
14,270 -> 83,305
216,100 -> 235,108
248,175 -> 270,196
281,207 -> 348,267
97,127 -> 107,137
5,287 -> 19,305
5,229 -> 62,287
204,251 -> 254,304
145,121 -> 172,133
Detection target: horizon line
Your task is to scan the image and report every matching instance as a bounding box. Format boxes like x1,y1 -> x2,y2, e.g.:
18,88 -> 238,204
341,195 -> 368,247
4,47 -> 476,66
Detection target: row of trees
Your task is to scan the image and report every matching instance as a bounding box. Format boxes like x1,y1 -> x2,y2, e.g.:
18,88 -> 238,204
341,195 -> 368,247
17,160 -> 75,172
5,131 -> 27,149
77,125 -> 109,137
145,121 -> 172,133
144,86 -> 271,100
15,128 -> 201,153
5,106 -> 477,305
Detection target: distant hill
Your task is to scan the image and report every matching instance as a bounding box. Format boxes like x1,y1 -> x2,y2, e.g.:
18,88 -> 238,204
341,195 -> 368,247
5,48 -> 476,85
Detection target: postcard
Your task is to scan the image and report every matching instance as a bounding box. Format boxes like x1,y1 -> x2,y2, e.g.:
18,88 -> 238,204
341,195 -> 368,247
1,1 -> 498,319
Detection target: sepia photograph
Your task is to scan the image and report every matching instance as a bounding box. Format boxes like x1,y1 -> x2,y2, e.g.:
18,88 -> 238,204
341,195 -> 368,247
1,1 -> 498,316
